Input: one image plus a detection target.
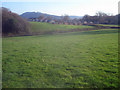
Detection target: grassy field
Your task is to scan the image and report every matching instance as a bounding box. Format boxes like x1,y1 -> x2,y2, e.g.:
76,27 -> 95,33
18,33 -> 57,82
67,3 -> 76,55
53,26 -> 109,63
2,28 -> 119,88
96,24 -> 119,27
30,22 -> 94,34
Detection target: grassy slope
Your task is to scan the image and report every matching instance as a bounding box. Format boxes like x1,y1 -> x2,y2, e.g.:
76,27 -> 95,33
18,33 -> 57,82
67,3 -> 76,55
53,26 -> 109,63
2,29 -> 119,88
96,24 -> 119,27
30,22 -> 94,34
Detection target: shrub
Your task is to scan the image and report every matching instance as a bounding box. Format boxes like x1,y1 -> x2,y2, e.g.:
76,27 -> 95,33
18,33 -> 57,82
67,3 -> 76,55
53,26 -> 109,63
2,7 -> 31,36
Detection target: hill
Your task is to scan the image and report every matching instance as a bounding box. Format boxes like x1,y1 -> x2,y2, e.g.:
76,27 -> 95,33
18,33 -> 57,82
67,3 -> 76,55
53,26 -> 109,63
20,12 -> 83,19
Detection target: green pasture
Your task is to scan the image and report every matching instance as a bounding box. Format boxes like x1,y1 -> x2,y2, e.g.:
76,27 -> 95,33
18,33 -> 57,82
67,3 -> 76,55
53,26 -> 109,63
96,24 -> 119,27
30,22 -> 94,34
2,28 -> 119,88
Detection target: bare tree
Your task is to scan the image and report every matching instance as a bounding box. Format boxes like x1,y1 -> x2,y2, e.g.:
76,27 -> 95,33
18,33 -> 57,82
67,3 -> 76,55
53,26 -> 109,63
63,15 -> 70,22
38,14 -> 45,21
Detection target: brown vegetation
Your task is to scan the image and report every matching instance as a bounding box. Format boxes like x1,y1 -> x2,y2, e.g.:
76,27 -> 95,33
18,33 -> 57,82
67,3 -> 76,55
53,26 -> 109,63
82,12 -> 118,25
2,7 -> 31,36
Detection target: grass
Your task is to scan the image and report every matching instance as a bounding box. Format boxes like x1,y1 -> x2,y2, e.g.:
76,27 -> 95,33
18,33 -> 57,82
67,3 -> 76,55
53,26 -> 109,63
30,22 -> 94,34
2,29 -> 119,88
96,24 -> 119,27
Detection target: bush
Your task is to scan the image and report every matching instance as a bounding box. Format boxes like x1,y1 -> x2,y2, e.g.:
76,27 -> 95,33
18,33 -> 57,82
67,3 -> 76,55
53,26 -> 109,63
2,7 -> 31,36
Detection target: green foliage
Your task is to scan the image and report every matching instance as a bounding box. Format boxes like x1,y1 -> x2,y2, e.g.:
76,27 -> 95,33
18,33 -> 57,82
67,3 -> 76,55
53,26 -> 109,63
2,29 -> 119,88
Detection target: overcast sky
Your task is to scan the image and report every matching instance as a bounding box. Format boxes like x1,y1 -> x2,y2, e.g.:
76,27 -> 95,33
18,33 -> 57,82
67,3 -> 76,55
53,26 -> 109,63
2,0 -> 119,16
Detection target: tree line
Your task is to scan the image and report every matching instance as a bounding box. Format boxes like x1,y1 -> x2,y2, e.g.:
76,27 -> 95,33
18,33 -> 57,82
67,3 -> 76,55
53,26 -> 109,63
29,12 -> 119,25
82,12 -> 118,25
